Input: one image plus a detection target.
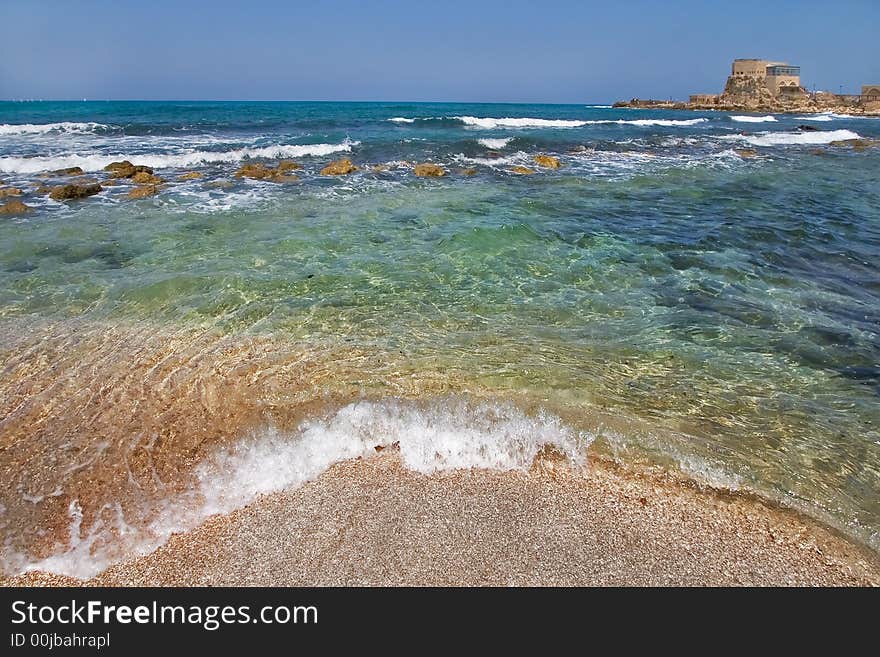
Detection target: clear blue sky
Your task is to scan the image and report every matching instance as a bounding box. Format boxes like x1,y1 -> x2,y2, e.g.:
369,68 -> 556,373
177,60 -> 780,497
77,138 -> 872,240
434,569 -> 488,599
1,0 -> 877,102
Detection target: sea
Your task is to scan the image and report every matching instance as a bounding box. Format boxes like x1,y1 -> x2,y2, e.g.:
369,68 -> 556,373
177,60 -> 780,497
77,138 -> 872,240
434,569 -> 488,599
0,101 -> 878,576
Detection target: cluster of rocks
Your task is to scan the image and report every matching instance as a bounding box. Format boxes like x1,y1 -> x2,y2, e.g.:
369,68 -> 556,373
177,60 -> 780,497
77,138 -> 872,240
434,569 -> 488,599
616,90 -> 880,116
0,153 -> 569,216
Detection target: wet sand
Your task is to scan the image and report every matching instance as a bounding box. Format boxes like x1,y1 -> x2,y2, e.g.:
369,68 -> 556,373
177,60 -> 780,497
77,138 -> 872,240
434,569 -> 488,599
5,452 -> 879,586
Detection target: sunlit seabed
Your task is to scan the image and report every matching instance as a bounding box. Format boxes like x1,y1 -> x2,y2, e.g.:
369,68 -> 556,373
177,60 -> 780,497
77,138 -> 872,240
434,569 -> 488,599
1,102 -> 879,575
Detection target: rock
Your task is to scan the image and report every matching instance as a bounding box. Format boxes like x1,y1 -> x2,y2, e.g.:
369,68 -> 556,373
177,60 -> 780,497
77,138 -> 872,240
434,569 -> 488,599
796,124 -> 819,132
235,163 -> 273,179
177,171 -> 203,181
34,184 -> 53,195
45,166 -> 85,177
49,183 -> 102,201
272,174 -> 300,183
810,148 -> 828,156
510,166 -> 535,175
276,160 -> 301,173
131,171 -> 164,185
829,138 -> 880,151
413,163 -> 446,177
207,180 -> 234,189
533,154 -> 561,168
104,161 -> 153,178
0,199 -> 31,214
126,185 -> 161,200
735,149 -> 759,158
320,159 -> 358,176
372,164 -> 389,173
569,145 -> 590,153
101,178 -> 120,186
0,186 -> 23,199
69,176 -> 100,186
460,168 -> 478,176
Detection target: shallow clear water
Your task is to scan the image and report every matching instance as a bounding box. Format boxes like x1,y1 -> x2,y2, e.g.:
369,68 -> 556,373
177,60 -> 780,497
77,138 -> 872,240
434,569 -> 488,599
1,101 -> 879,573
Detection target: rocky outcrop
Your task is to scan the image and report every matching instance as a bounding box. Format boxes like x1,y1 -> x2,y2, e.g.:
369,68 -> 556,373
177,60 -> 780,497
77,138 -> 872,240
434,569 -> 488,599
0,199 -> 31,214
49,183 -> 102,201
0,186 -> 23,199
131,171 -> 165,185
276,160 -> 301,173
235,162 -> 300,182
320,159 -> 358,176
104,161 -> 153,179
413,163 -> 446,177
533,154 -> 561,169
126,185 -> 161,200
177,171 -> 203,181
510,166 -> 535,175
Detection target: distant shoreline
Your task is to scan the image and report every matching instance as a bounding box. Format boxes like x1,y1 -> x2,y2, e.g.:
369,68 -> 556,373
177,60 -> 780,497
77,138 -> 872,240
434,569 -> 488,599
613,98 -> 880,117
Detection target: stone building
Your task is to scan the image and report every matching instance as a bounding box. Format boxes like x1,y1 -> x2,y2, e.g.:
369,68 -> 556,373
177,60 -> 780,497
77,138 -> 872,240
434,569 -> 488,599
730,59 -> 802,96
863,85 -> 880,98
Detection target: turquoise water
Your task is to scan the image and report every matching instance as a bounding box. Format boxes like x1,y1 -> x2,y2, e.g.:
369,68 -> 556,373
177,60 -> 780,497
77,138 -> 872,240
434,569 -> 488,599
1,101 -> 879,570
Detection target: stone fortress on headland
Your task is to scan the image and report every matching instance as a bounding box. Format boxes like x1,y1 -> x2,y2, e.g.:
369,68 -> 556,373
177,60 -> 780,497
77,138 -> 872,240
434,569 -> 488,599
615,58 -> 880,115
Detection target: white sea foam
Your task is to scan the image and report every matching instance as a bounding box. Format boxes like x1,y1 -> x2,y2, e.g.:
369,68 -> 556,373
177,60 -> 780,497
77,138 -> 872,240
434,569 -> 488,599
0,121 -> 110,136
731,128 -> 861,146
455,116 -> 588,129
388,117 -> 416,123
576,118 -> 708,127
5,398 -> 590,578
731,115 -> 777,123
477,137 -> 514,149
795,114 -> 834,122
0,140 -> 359,174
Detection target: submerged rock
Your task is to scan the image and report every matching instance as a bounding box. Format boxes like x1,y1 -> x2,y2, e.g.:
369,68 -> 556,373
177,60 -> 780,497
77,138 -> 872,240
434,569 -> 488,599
126,185 -> 161,200
276,160 -> 302,173
830,138 -> 880,151
510,166 -> 535,175
0,186 -> 23,199
735,149 -> 759,158
320,159 -> 358,176
460,168 -> 478,176
49,183 -> 102,201
533,154 -> 561,168
44,166 -> 85,177
177,171 -> 203,181
0,199 -> 31,214
413,163 -> 446,177
796,124 -> 820,132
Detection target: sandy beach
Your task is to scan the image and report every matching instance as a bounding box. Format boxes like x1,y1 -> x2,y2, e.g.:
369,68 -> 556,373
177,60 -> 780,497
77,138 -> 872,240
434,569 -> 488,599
5,451 -> 878,587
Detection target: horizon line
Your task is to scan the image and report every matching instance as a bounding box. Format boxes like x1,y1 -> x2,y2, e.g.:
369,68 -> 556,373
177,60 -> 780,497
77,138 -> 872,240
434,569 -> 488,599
0,98 -> 616,105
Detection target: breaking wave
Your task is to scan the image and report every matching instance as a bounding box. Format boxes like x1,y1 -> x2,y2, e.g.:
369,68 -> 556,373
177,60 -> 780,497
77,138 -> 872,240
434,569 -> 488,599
4,398 -> 591,579
0,140 -> 359,174
0,121 -> 111,136
731,115 -> 777,123
455,116 -> 588,128
477,137 -> 514,149
734,129 -> 861,147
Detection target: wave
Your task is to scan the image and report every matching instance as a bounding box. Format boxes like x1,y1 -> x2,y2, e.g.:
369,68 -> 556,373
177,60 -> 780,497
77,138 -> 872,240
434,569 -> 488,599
0,140 -> 359,174
579,118 -> 708,127
795,114 -> 834,122
455,116 -> 588,129
7,398 -> 590,578
735,129 -> 861,147
388,117 -> 416,123
731,115 -> 777,123
477,137 -> 514,149
0,121 -> 111,136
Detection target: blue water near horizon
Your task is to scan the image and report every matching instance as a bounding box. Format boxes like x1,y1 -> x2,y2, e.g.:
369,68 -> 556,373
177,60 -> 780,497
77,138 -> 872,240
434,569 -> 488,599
1,101 -> 879,571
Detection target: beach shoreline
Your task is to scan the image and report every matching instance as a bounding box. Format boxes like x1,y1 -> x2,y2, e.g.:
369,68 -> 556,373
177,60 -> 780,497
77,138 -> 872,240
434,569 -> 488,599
5,451 -> 878,587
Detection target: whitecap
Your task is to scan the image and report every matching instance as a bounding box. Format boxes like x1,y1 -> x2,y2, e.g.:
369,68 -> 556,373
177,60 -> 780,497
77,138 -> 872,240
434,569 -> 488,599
477,137 -> 513,149
0,139 -> 359,174
731,115 -> 777,123
388,117 -> 416,123
455,116 -> 588,129
0,121 -> 110,136
730,129 -> 861,147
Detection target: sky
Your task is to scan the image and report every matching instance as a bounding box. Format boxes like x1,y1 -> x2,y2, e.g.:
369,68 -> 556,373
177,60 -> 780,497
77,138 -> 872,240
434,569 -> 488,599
1,0 -> 878,103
